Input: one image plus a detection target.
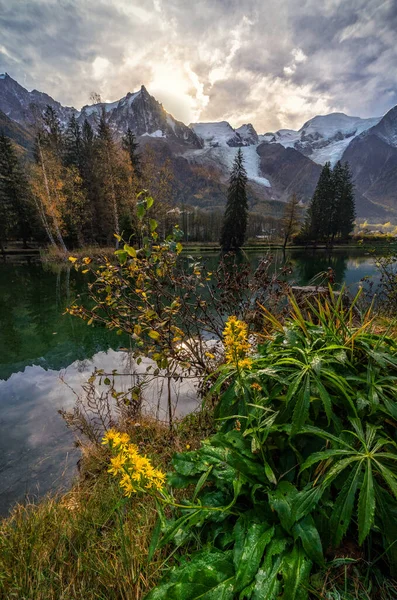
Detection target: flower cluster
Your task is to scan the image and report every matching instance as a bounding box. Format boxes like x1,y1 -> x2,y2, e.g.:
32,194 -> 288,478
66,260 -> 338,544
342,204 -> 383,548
102,429 -> 166,496
223,316 -> 252,370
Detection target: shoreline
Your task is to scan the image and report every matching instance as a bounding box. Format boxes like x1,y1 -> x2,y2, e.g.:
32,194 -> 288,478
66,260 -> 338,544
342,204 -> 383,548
1,240 -> 395,262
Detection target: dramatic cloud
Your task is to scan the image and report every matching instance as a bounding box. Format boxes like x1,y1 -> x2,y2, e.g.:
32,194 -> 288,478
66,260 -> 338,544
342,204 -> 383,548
1,0 -> 396,131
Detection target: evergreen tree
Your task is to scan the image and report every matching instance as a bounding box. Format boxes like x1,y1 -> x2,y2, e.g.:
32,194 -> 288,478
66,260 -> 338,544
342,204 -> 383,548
334,161 -> 355,239
0,133 -> 34,249
303,161 -> 355,243
302,162 -> 334,243
42,105 -> 64,159
65,114 -> 83,169
281,192 -> 301,249
122,128 -> 141,177
220,149 -> 248,251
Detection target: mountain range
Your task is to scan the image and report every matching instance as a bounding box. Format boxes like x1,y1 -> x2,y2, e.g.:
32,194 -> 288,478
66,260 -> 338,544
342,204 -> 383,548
1,72 -> 397,219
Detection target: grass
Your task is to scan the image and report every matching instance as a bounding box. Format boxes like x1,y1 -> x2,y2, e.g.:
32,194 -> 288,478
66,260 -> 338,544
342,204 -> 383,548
40,245 -> 116,263
0,412 -> 214,600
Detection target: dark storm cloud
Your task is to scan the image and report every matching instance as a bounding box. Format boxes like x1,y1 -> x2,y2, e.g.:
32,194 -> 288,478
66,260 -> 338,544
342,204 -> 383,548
0,0 -> 396,130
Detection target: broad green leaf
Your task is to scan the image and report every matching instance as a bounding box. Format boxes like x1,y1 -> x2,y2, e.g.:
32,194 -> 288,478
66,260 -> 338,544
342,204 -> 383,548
329,462 -> 361,547
269,481 -> 297,532
292,515 -> 323,566
375,462 -> 397,501
291,374 -> 310,435
149,218 -> 158,232
322,456 -> 362,489
146,196 -> 154,209
234,524 -> 275,593
281,544 -> 312,600
314,377 -> 332,423
253,561 -> 282,600
297,425 -> 355,449
358,459 -> 375,545
285,372 -> 305,405
300,449 -> 354,472
292,486 -> 324,522
192,466 -> 213,502
145,550 -> 235,600
253,535 -> 289,600
137,203 -> 146,219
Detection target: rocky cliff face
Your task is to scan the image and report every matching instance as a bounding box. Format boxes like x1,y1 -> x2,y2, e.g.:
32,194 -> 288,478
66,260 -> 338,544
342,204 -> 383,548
0,73 -> 76,125
256,143 -> 322,202
79,85 -> 202,148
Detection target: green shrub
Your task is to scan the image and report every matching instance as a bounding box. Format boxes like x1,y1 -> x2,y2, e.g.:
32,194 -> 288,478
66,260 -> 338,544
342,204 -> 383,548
145,289 -> 397,599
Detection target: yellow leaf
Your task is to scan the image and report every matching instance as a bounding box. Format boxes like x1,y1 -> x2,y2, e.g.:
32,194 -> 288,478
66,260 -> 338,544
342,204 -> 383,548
148,330 -> 160,340
68,256 -> 78,263
124,244 -> 136,258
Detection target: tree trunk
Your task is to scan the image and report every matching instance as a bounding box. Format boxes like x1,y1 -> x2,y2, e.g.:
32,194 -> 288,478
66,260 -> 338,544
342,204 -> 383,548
106,147 -> 119,249
33,194 -> 57,248
37,141 -> 68,252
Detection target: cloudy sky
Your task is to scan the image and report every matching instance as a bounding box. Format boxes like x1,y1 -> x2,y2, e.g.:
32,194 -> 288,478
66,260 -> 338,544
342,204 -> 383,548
1,0 -> 397,132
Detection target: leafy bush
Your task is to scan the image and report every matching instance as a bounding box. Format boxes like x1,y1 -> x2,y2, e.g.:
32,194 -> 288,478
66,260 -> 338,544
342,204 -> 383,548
141,290 -> 397,599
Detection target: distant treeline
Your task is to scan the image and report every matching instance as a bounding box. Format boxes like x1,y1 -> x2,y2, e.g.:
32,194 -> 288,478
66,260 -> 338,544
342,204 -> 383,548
0,104 -> 355,252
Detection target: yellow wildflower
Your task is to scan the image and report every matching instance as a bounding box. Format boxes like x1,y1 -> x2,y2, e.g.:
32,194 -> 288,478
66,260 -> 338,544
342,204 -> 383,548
108,454 -> 126,475
118,432 -> 130,445
223,316 -> 252,369
102,429 -> 121,445
102,431 -> 166,495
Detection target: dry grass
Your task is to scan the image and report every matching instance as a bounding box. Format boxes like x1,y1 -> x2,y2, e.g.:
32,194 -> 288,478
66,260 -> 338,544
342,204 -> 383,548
40,245 -> 116,263
0,411 -> 214,600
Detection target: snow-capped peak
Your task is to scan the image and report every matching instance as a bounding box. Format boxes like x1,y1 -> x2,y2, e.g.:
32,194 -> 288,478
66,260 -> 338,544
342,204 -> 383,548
271,112 -> 382,166
235,123 -> 258,144
189,121 -> 240,147
190,121 -> 259,148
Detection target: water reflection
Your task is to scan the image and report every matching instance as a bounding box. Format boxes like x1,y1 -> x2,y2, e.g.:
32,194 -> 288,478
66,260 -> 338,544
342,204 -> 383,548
0,349 -> 200,516
0,263 -> 127,380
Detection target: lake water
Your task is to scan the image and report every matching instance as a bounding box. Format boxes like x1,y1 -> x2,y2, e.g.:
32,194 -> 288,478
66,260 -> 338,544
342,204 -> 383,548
0,250 -> 383,515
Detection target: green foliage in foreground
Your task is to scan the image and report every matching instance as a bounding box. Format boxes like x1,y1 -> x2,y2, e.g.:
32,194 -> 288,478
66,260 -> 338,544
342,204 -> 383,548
147,291 -> 397,599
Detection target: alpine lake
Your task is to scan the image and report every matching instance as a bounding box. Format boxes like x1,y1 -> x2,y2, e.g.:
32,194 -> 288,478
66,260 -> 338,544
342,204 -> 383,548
0,248 -> 388,515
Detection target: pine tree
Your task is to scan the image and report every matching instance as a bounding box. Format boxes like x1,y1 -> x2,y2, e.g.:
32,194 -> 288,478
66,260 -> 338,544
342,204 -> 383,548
281,193 -> 301,249
122,128 -> 141,177
65,114 -> 83,169
42,105 -> 64,159
335,162 -> 355,239
302,162 -> 333,243
0,133 -> 34,249
302,161 -> 355,243
220,148 -> 248,251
